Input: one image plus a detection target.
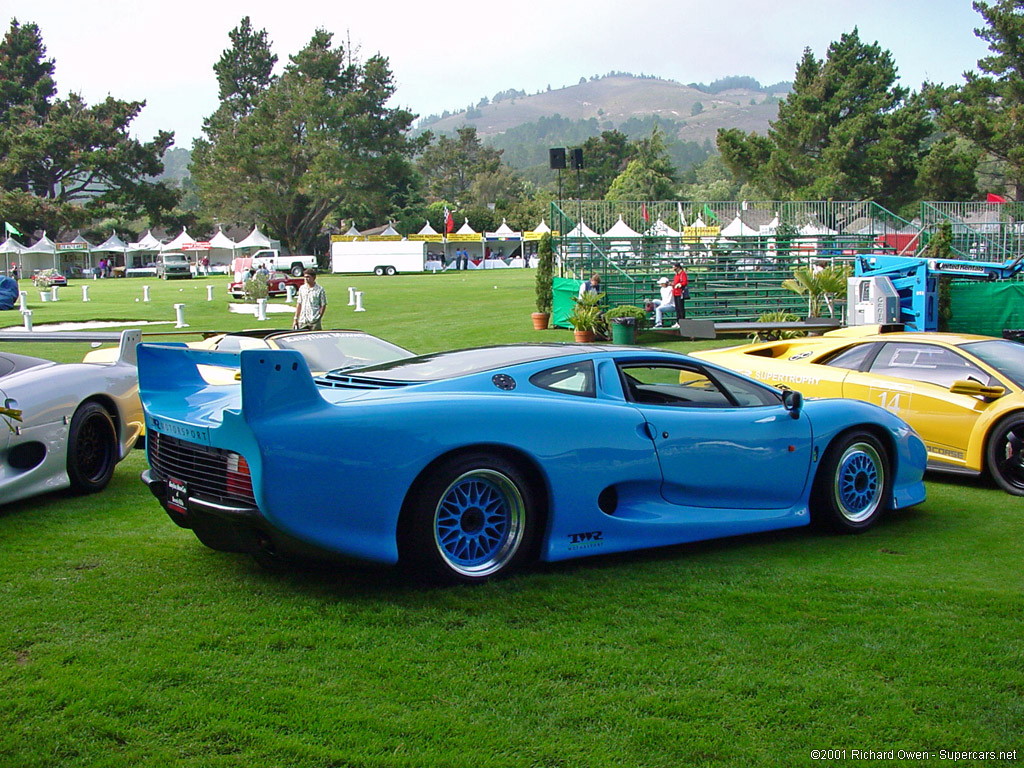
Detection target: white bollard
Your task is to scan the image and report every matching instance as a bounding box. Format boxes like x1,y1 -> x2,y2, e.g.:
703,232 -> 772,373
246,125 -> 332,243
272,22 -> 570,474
143,285 -> 151,302
18,291 -> 27,311
21,310 -> 32,331
256,298 -> 268,321
82,285 -> 90,302
347,286 -> 357,306
354,291 -> 366,312
93,271 -> 98,280
207,285 -> 214,301
174,303 -> 188,328
286,284 -> 296,303
51,287 -> 58,301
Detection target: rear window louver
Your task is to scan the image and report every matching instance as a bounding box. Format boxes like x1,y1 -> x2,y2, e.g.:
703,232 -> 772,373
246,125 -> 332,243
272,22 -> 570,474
315,373 -> 411,390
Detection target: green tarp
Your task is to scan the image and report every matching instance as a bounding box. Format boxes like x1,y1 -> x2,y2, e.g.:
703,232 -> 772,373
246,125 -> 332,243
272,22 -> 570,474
552,277 -> 580,328
949,282 -> 1024,337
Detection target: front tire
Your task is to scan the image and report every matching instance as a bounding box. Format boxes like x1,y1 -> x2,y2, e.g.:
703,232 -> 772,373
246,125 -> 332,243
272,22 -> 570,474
985,413 -> 1024,495
811,431 -> 889,533
373,266 -> 385,276
66,402 -> 118,494
400,453 -> 538,583
385,266 -> 397,276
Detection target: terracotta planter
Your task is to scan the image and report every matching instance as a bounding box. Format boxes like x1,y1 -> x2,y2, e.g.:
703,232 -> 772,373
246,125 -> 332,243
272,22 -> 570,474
531,312 -> 550,330
573,330 -> 596,343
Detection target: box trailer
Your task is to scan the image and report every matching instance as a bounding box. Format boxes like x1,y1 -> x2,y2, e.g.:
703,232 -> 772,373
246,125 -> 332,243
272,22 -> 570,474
330,241 -> 427,275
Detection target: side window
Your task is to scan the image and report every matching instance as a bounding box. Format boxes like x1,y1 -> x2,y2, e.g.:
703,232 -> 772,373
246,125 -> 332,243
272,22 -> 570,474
530,360 -> 596,398
869,343 -> 992,388
619,363 -> 776,407
822,343 -> 878,371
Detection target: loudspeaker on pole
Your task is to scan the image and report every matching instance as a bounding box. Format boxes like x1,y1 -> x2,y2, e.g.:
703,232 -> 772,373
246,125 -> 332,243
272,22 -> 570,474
549,148 -> 567,170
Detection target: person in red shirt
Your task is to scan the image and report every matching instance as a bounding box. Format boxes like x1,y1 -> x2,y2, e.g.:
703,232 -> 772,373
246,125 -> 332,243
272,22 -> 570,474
671,261 -> 689,325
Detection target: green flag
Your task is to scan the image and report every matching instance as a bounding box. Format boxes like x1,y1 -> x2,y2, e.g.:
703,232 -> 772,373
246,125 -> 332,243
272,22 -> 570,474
4,221 -> 21,237
702,204 -> 719,224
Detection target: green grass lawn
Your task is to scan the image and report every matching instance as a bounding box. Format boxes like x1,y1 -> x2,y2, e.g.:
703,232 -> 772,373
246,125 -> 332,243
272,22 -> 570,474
0,271 -> 1021,767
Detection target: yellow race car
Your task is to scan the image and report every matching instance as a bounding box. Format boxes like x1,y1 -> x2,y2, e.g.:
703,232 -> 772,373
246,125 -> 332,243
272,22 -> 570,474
694,326 -> 1024,495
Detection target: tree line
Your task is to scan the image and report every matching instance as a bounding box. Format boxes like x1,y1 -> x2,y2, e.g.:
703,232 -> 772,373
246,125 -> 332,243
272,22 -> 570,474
2,1 -> 1023,255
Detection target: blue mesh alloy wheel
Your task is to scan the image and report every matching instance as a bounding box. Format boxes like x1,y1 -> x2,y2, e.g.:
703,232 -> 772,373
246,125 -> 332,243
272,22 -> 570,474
433,469 -> 526,579
833,442 -> 884,523
812,431 -> 889,533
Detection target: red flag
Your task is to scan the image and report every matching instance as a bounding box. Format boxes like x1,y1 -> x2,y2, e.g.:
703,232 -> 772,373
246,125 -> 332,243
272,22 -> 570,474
444,206 -> 454,233
987,193 -> 1008,204
641,203 -> 650,222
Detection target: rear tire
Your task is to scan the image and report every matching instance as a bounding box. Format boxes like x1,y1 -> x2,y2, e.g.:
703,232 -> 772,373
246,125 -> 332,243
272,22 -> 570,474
291,264 -> 304,277
811,430 -> 889,533
985,413 -> 1024,495
399,453 -> 538,583
373,266 -> 385,276
66,402 -> 118,494
385,266 -> 397,276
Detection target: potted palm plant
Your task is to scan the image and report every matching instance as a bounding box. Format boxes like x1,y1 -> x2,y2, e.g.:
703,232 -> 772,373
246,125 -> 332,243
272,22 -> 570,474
532,233 -> 554,330
568,290 -> 605,342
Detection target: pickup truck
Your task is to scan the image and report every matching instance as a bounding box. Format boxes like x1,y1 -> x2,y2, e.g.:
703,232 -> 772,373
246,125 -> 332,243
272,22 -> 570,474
249,249 -> 318,277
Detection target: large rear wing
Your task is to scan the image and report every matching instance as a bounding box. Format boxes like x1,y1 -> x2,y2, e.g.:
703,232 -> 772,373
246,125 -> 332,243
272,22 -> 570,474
136,343 -> 328,425
0,328 -> 142,365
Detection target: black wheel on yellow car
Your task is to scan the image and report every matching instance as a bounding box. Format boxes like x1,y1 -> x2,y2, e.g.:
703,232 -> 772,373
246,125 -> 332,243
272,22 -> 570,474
986,413 -> 1024,495
811,431 -> 889,533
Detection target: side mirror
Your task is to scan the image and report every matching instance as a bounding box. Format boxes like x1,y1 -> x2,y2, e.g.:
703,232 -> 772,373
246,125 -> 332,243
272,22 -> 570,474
949,379 -> 1005,400
782,389 -> 803,419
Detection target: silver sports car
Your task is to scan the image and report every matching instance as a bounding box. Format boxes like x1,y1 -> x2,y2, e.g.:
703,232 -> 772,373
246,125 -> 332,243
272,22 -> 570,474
0,330 -> 143,505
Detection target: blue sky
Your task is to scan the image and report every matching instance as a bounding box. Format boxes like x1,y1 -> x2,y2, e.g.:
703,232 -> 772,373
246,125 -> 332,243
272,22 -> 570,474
0,0 -> 993,148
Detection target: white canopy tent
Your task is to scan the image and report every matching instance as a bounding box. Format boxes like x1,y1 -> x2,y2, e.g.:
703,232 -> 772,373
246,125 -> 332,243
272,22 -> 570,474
721,214 -> 760,237
94,232 -> 130,274
22,232 -> 58,274
417,221 -> 438,236
237,226 -> 275,250
565,220 -> 599,239
162,229 -> 194,252
483,218 -> 522,267
0,237 -> 25,278
207,229 -> 238,270
645,218 -> 680,237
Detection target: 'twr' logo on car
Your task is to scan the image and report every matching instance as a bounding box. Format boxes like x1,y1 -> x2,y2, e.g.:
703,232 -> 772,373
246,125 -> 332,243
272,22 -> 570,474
568,531 -> 604,547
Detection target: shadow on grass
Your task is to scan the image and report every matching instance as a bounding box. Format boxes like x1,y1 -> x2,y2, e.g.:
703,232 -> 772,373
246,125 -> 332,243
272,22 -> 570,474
200,500 -> 933,602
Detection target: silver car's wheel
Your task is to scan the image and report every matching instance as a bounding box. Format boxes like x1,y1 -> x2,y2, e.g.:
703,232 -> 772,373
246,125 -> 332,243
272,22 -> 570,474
66,402 -> 118,494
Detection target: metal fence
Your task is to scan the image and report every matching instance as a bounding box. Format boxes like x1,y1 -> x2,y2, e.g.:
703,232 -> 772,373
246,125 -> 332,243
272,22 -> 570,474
551,200 -> 1024,323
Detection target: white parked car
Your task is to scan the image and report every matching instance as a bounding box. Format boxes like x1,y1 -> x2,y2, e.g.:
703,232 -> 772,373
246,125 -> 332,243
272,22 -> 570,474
0,330 -> 144,505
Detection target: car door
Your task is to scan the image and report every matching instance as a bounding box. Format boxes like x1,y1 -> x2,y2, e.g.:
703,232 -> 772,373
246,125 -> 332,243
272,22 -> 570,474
619,359 -> 813,510
841,341 -> 994,464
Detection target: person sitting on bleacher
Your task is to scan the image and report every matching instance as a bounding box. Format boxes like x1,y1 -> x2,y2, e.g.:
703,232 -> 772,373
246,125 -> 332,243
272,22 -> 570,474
648,277 -> 675,327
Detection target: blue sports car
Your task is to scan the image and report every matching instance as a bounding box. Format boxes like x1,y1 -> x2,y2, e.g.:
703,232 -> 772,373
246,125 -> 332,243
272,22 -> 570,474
137,343 -> 927,583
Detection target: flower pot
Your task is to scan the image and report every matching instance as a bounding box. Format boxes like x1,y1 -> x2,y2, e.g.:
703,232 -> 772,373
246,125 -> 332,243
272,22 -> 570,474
531,312 -> 550,330
39,292 -> 51,302
573,330 -> 596,343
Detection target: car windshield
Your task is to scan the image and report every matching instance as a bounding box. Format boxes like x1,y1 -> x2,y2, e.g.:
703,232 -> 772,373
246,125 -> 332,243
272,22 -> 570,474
343,345 -> 583,382
274,332 -> 413,372
961,339 -> 1024,388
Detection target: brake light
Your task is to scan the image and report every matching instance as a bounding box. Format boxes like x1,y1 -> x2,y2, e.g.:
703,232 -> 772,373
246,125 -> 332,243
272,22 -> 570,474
225,453 -> 253,499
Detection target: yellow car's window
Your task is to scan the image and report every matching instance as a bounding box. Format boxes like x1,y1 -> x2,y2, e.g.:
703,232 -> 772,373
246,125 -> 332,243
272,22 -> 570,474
869,343 -> 992,388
